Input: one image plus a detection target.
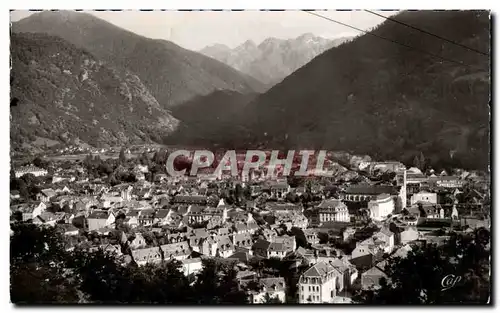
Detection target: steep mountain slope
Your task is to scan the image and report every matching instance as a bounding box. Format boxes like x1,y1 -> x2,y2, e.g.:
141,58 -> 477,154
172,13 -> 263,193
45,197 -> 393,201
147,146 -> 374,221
10,32 -> 179,150
12,11 -> 266,107
237,11 -> 490,169
201,34 -> 352,85
167,90 -> 257,147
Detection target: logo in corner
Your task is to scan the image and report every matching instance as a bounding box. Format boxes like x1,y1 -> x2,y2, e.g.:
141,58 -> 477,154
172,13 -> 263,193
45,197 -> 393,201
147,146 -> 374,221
441,274 -> 462,291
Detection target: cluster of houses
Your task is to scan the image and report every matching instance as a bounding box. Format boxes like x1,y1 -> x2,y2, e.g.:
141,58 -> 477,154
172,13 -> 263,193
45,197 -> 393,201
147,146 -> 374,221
10,154 -> 490,303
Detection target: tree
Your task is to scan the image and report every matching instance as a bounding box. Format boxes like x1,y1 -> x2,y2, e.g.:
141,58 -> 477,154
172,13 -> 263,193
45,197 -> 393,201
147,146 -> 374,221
33,156 -> 48,169
207,194 -> 220,207
20,173 -> 37,186
413,155 -> 421,170
285,192 -> 299,203
10,224 -> 82,303
289,227 -> 308,249
318,232 -> 329,244
379,171 -> 396,183
193,258 -> 248,304
10,160 -> 16,180
119,148 -> 127,164
97,163 -> 113,176
243,185 -> 252,199
147,260 -> 194,304
419,152 -> 426,171
353,230 -> 490,304
139,151 -> 150,167
417,203 -> 427,217
413,152 -> 426,171
153,149 -> 168,165
234,184 -> 243,205
193,258 -> 220,304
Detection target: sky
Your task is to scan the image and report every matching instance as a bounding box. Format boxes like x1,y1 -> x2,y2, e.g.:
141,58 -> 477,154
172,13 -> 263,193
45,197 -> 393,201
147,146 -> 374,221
10,10 -> 396,51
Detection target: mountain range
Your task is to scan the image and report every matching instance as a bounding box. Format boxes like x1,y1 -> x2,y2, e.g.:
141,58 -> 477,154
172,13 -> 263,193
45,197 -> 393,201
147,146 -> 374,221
200,34 -> 352,85
178,10 -> 491,170
12,11 -> 266,108
10,32 -> 179,150
10,11 -> 266,150
10,10 -> 491,170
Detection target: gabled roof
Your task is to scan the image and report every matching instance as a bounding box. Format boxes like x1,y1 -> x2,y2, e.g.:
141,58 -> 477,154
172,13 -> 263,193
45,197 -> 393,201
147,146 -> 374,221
57,223 -> 79,232
345,185 -> 398,195
378,228 -> 394,237
38,189 -> 56,199
269,182 -> 289,189
259,277 -> 286,292
268,242 -> 285,252
228,250 -> 252,263
391,244 -> 412,259
187,205 -> 205,214
88,210 -> 109,219
363,265 -> 387,277
302,261 -> 337,278
252,239 -> 271,251
216,235 -> 234,251
155,209 -> 170,219
234,222 -> 249,232
161,241 -> 190,255
232,233 -> 252,245
190,228 -> 209,238
214,227 -> 230,235
174,195 -> 207,203
126,210 -> 141,217
139,209 -> 155,218
131,246 -> 161,261
37,212 -> 60,222
328,258 -> 349,273
317,199 -> 345,209
267,203 -> 302,212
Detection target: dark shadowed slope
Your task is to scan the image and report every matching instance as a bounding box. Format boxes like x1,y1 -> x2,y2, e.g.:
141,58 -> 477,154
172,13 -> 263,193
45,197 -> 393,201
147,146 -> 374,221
167,90 -> 257,147
238,10 -> 490,169
12,11 -> 266,107
10,32 -> 179,151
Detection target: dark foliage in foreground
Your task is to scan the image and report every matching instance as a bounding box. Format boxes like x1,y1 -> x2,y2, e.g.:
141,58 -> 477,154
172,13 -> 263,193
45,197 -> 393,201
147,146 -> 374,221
352,228 -> 491,304
10,223 -> 248,304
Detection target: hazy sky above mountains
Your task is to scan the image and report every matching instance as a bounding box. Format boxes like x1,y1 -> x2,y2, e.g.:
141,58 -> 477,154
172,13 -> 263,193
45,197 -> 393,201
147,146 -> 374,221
10,10 -> 396,50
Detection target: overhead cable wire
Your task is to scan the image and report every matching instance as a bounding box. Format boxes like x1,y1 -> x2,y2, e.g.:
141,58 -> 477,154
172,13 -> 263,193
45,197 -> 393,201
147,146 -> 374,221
303,10 -> 474,68
364,9 -> 490,57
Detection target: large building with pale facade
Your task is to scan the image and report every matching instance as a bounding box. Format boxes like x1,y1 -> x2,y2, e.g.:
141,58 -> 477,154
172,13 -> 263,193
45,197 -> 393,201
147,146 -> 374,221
367,194 -> 395,221
298,262 -> 342,304
316,199 -> 350,224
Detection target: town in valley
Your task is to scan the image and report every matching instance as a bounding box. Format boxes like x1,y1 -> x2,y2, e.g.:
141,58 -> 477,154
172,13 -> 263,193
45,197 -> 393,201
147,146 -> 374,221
10,9 -> 491,305
10,145 -> 491,304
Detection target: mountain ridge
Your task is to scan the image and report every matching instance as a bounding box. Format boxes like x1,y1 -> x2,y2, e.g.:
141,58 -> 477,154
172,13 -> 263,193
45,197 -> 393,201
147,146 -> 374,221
200,34 -> 353,85
243,10 -> 490,169
12,10 -> 267,107
189,11 -> 490,170
10,32 -> 179,151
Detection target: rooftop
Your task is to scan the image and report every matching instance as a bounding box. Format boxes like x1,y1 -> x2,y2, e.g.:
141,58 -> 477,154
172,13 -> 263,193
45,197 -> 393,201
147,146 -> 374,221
345,185 -> 398,195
